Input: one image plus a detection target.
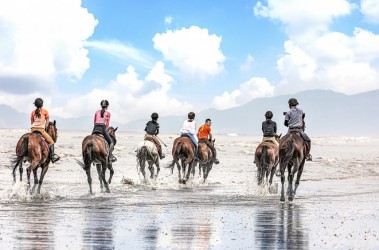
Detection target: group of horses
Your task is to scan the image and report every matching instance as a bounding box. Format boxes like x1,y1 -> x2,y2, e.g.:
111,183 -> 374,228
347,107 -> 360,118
11,121 -> 307,202
254,132 -> 308,202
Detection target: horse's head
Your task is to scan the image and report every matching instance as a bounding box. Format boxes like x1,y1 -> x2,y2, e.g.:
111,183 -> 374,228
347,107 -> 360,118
46,120 -> 58,143
107,126 -> 118,141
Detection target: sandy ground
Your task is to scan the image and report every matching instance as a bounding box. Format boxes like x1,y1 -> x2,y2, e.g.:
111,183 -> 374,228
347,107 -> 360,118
0,129 -> 378,249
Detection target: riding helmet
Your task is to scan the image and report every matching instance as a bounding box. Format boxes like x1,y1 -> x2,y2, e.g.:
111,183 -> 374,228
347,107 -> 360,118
288,98 -> 299,106
265,111 -> 273,119
151,112 -> 159,119
100,100 -> 109,108
188,112 -> 195,119
34,98 -> 43,108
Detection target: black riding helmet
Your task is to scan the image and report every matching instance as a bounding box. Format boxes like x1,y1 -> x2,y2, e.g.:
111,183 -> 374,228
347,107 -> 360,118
151,112 -> 159,119
288,98 -> 299,106
34,98 -> 43,108
100,100 -> 109,108
265,111 -> 273,119
188,112 -> 195,119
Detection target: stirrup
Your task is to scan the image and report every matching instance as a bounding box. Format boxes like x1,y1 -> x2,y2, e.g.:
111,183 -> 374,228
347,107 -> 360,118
306,154 -> 312,161
110,155 -> 117,162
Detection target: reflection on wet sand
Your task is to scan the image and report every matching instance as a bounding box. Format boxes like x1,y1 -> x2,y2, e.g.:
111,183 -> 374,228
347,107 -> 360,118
254,203 -> 309,249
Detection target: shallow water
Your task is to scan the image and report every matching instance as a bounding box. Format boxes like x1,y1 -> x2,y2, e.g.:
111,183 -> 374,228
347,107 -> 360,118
0,129 -> 378,249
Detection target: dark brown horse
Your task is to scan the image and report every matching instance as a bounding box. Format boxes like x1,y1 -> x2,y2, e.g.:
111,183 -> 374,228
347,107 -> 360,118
278,132 -> 307,202
167,136 -> 195,184
254,135 -> 281,186
12,121 -> 58,194
77,127 -> 118,194
195,139 -> 216,183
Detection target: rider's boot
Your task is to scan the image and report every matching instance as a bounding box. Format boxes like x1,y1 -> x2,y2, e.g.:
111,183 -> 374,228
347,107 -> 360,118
194,146 -> 199,161
212,150 -> 220,164
49,144 -> 60,163
305,141 -> 312,161
109,142 -> 117,162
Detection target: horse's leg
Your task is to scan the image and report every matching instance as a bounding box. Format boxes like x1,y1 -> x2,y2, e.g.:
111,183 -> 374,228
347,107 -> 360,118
287,162 -> 294,201
199,163 -> 201,177
96,164 -> 103,191
107,163 -> 114,184
182,162 -> 188,184
37,164 -> 49,194
177,160 -> 182,184
155,160 -> 160,178
148,164 -> 154,179
185,161 -> 193,182
269,165 -> 277,185
203,164 -> 209,183
280,165 -> 286,202
85,166 -> 93,195
26,167 -> 31,190
19,162 -> 23,182
140,159 -> 146,180
294,159 -> 306,195
30,167 -> 39,195
101,161 -> 110,193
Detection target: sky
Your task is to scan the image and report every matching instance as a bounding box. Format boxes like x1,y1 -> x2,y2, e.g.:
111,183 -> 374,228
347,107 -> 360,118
0,0 -> 379,123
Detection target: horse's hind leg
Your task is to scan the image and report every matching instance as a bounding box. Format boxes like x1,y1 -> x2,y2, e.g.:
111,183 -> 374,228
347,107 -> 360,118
19,162 -> 23,182
287,163 -> 294,201
148,164 -> 154,179
95,164 -> 103,191
155,161 -> 160,178
280,165 -> 286,202
37,165 -> 48,194
30,168 -> 39,195
294,159 -> 306,195
107,163 -> 114,184
101,162 -> 110,193
85,166 -> 93,194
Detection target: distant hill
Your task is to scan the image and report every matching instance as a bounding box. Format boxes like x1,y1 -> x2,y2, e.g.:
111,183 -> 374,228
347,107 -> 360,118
1,89 -> 378,136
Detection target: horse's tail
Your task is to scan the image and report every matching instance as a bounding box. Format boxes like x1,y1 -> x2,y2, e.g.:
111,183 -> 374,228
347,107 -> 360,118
12,137 -> 29,173
165,141 -> 183,170
78,141 -> 94,170
260,145 -> 268,170
279,137 -> 295,172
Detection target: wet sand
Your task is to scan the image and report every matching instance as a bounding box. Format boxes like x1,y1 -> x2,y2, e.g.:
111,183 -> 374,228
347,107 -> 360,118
0,129 -> 378,249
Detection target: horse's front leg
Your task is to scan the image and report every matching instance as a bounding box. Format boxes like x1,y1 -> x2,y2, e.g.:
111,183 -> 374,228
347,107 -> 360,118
107,163 -> 114,184
96,164 -> 103,191
19,162 -> 23,182
26,167 -> 31,189
37,164 -> 49,194
269,165 -> 277,185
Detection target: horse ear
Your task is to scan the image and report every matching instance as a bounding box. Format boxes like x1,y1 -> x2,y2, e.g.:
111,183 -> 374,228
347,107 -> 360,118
114,127 -> 118,131
54,120 -> 56,126
279,133 -> 282,138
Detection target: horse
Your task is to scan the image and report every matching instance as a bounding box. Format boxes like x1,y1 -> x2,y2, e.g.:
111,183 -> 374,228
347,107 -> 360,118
195,139 -> 216,183
278,132 -> 307,202
254,134 -> 281,186
12,121 -> 58,194
167,136 -> 196,184
136,140 -> 160,181
77,126 -> 118,194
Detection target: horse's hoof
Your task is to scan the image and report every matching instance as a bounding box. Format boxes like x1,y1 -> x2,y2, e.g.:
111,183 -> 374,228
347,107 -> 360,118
105,189 -> 110,193
280,196 -> 285,202
182,180 -> 187,185
288,196 -> 293,202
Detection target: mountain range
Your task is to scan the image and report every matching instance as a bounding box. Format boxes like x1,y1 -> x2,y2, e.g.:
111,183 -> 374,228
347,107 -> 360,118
1,89 -> 378,136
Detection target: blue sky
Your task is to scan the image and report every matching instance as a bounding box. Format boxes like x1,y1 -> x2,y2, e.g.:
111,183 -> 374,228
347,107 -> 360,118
0,0 -> 379,123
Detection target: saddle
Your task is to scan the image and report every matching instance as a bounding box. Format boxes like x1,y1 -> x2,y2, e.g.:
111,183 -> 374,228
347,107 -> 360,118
180,134 -> 196,148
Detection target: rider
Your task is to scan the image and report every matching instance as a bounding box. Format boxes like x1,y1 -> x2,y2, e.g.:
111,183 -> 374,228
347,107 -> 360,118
262,111 -> 279,147
30,98 -> 60,163
92,100 -> 117,162
284,98 -> 312,161
197,118 -> 219,164
144,112 -> 165,159
179,112 -> 198,160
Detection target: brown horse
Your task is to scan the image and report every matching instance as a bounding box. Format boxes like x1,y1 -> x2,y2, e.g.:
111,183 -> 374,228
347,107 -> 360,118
12,121 -> 58,194
278,132 -> 307,202
167,136 -> 195,184
77,127 -> 118,194
195,139 -> 216,183
254,135 -> 281,186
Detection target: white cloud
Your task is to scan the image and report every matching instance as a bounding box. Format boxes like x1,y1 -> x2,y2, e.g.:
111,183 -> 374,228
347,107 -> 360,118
85,40 -> 154,69
254,0 -> 355,39
254,0 -> 379,95
153,26 -> 225,82
54,61 -> 192,123
240,54 -> 254,72
165,16 -> 173,25
0,0 -> 98,93
361,0 -> 379,23
212,77 -> 275,110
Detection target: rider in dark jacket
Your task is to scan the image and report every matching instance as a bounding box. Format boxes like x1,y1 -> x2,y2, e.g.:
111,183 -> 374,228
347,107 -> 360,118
262,111 -> 279,147
284,98 -> 312,161
144,112 -> 165,159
